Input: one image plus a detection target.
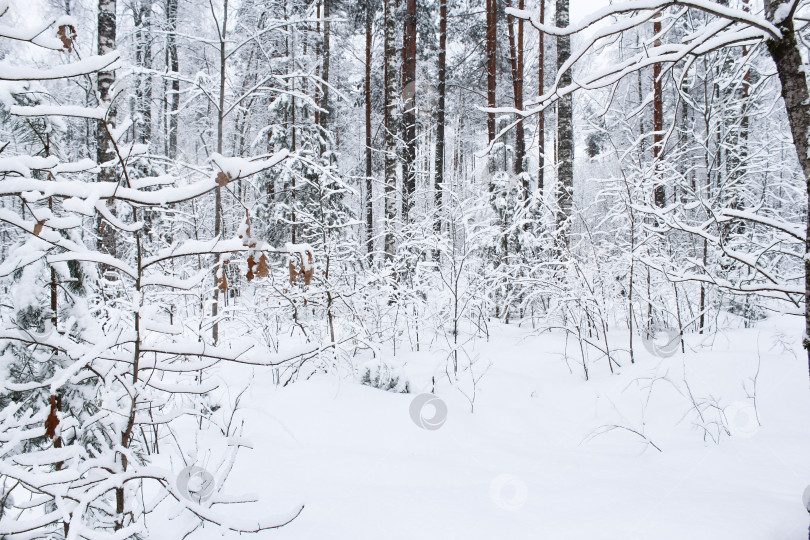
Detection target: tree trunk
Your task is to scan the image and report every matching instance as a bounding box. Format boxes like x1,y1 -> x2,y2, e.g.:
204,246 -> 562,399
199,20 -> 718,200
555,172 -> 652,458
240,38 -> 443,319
366,3 -> 374,260
735,0 -> 750,237
97,0 -> 117,258
97,0 -> 116,163
538,0 -> 545,195
134,0 -> 152,146
555,0 -> 573,246
434,0 -> 447,236
314,1 -> 321,128
506,0 -> 525,182
383,0 -> 398,261
402,0 -> 417,218
653,17 -> 665,207
166,0 -> 179,160
764,0 -> 810,377
320,0 -> 331,136
486,0 -> 497,143
213,0 -> 228,344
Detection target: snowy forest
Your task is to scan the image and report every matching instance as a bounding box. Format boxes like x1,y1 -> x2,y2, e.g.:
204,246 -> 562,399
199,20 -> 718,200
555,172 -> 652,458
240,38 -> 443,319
1,0 -> 810,537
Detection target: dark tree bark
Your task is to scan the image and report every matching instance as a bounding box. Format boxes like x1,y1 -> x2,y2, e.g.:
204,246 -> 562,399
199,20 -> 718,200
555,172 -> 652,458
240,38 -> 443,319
555,0 -> 573,245
538,0 -> 545,194
653,17 -> 665,207
486,0 -> 497,143
97,0 -> 122,517
402,0 -> 417,217
434,0 -> 447,235
97,0 -> 116,163
735,0 -> 750,232
507,0 -> 526,185
764,0 -> 810,376
384,0 -> 398,261
133,0 -> 152,146
315,1 -> 321,128
96,0 -> 117,258
366,2 -> 374,259
212,0 -> 229,345
320,0 -> 331,135
165,0 -> 179,159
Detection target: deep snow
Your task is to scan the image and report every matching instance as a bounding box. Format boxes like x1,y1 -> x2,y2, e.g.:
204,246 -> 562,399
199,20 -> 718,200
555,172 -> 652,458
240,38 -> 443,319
175,316 -> 810,539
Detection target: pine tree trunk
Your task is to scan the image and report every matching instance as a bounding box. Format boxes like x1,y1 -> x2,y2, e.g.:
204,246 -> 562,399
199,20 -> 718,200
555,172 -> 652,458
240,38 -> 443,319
506,0 -> 525,181
402,0 -> 417,217
538,0 -> 545,195
555,0 -> 573,246
434,0 -> 447,236
365,3 -> 374,260
486,0 -> 497,143
383,0 -> 398,261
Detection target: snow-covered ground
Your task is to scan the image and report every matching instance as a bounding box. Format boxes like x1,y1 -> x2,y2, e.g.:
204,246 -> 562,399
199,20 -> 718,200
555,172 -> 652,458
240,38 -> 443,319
182,316 -> 810,539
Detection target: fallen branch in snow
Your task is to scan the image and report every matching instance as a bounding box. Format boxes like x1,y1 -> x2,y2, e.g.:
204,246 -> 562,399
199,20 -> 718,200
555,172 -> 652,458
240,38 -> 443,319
584,424 -> 664,453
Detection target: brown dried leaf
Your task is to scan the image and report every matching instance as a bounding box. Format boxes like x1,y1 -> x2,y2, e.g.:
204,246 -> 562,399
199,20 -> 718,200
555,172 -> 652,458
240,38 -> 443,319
288,259 -> 299,285
215,171 -> 232,187
256,253 -> 270,278
45,395 -> 60,439
303,252 -> 314,286
246,255 -> 256,282
33,220 -> 45,236
217,260 -> 229,292
57,25 -> 76,53
288,251 -> 315,286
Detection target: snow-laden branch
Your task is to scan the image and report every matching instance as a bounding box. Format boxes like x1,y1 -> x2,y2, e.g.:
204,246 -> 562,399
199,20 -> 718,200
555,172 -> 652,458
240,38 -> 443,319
0,149 -> 290,206
0,52 -> 120,81
10,104 -> 109,120
505,0 -> 780,40
718,207 -> 805,241
493,0 -> 779,137
141,236 -> 310,268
